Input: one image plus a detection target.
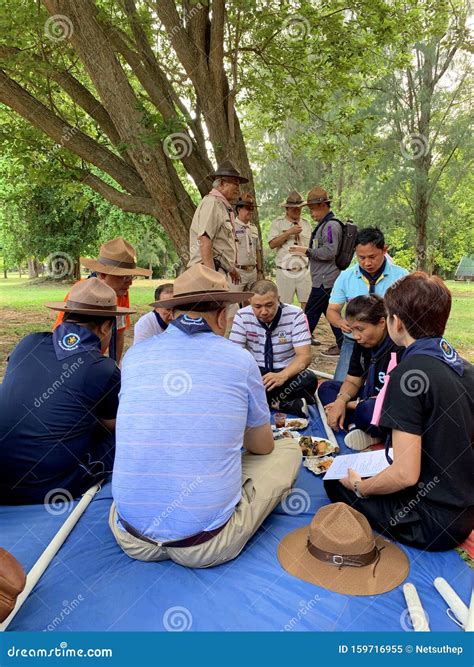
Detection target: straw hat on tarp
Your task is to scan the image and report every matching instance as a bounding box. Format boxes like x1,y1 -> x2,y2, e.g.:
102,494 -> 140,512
306,186 -> 331,205
278,503 -> 409,596
80,237 -> 152,277
45,277 -> 136,318
209,159 -> 249,184
151,264 -> 251,310
279,190 -> 306,208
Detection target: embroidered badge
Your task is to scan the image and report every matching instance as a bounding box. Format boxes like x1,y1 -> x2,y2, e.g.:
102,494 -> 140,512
59,333 -> 81,351
440,338 -> 456,361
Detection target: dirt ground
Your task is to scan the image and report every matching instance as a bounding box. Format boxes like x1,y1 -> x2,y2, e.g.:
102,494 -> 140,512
0,306 -> 339,381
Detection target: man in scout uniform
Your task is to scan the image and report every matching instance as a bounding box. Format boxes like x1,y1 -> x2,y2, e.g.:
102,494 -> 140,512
53,237 -> 151,363
268,191 -> 312,310
0,278 -> 135,505
232,193 -> 263,297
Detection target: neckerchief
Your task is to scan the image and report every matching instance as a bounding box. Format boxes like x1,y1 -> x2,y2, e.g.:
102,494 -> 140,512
403,337 -> 464,376
308,211 -> 335,249
153,310 -> 169,331
359,259 -> 386,294
361,334 -> 394,399
52,323 -> 101,360
210,188 -> 235,227
258,305 -> 283,373
170,314 -> 213,335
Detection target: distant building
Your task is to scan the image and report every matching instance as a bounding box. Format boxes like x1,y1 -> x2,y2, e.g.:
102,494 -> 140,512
455,255 -> 474,282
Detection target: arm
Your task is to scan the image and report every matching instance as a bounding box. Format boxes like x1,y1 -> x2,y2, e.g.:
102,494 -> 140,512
269,228 -> 292,250
100,418 -> 116,433
325,374 -> 364,431
243,422 -> 274,455
327,302 -> 352,333
198,234 -> 215,270
262,344 -> 311,391
306,222 -> 342,262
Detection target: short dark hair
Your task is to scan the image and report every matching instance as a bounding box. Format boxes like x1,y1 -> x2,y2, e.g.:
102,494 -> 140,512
174,301 -> 226,314
345,294 -> 387,325
154,283 -> 173,300
384,272 -> 452,338
250,279 -> 278,296
356,227 -> 385,249
63,312 -> 115,327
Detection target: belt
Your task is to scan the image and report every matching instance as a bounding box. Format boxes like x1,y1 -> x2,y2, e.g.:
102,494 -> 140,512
118,514 -> 230,548
236,264 -> 256,271
276,266 -> 306,272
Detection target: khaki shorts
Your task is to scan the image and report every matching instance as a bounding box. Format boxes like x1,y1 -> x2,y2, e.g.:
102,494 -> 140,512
230,268 -> 257,293
109,438 -> 302,568
276,268 -> 312,304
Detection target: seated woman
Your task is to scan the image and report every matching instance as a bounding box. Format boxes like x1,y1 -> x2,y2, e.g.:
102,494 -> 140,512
324,272 -> 474,552
318,294 -> 404,451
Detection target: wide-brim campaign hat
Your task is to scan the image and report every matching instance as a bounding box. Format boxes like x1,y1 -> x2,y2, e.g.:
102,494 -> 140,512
279,190 -> 306,208
306,186 -> 331,205
209,159 -> 249,184
80,237 -> 152,277
152,264 -> 252,310
46,277 -> 136,317
278,503 -> 409,596
235,193 -> 259,209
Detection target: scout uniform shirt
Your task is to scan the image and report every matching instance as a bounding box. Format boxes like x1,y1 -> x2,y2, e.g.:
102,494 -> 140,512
268,215 -> 312,273
234,217 -> 259,269
188,193 -> 236,273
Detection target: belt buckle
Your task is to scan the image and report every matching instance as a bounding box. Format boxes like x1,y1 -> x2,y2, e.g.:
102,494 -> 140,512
332,554 -> 344,565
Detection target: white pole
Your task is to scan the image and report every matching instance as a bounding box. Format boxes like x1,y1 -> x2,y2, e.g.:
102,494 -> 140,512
403,583 -> 430,631
315,393 -> 338,447
465,588 -> 474,632
0,483 -> 100,632
314,370 -> 334,380
433,577 -> 469,628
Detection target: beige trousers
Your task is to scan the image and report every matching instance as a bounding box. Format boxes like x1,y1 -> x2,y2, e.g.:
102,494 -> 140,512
109,438 -> 302,568
275,268 -> 312,304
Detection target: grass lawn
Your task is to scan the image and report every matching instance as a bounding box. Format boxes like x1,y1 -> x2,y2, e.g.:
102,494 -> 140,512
0,274 -> 473,380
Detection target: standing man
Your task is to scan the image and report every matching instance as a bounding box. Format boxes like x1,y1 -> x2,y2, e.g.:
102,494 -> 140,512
289,187 -> 343,356
268,191 -> 312,310
54,237 -> 151,363
232,193 -> 263,298
326,227 -> 408,381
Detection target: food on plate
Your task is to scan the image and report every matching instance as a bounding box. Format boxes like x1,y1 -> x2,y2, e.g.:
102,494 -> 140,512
303,456 -> 334,475
285,418 -> 308,430
298,436 -> 339,458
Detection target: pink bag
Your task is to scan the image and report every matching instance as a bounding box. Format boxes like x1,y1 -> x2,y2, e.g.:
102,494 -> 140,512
371,352 -> 398,427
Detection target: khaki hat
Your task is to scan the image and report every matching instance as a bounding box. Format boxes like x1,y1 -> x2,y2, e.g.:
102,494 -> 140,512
209,159 -> 249,184
46,277 -> 136,317
235,193 -> 259,209
278,503 -> 409,596
80,238 -> 152,277
280,190 -> 306,208
306,186 -> 331,205
151,264 -> 251,309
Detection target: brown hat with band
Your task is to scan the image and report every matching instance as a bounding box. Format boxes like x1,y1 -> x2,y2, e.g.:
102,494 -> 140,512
209,159 -> 249,184
278,503 -> 409,596
80,238 -> 152,277
152,264 -> 251,310
46,277 -> 136,317
306,186 -> 331,205
280,190 -> 306,208
235,193 -> 259,209
0,548 -> 26,623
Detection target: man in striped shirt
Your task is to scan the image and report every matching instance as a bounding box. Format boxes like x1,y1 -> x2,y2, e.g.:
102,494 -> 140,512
230,280 -> 318,417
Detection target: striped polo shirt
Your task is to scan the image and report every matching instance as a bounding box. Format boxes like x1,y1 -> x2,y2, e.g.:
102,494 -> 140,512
230,304 -> 311,370
112,324 -> 270,542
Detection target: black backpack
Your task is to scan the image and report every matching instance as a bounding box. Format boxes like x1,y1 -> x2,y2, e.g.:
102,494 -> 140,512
310,216 -> 358,270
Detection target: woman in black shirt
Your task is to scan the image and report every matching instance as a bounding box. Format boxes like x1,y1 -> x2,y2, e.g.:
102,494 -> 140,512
324,273 -> 474,551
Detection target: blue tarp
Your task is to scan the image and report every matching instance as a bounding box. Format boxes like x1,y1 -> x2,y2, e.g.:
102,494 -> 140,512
1,407 -> 472,632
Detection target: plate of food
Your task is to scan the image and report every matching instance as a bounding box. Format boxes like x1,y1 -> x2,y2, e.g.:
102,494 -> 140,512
284,418 -> 309,430
303,456 -> 334,476
273,429 -> 299,441
298,436 -> 339,458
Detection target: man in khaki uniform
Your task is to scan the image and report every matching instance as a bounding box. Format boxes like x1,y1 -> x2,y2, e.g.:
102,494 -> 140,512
268,191 -> 312,308
232,193 -> 263,298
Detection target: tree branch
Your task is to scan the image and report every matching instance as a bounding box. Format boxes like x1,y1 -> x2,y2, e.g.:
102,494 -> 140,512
76,170 -> 159,216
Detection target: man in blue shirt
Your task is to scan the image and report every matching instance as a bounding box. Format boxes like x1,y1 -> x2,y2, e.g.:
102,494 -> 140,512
0,279 -> 134,505
110,264 -> 301,568
327,228 -> 408,380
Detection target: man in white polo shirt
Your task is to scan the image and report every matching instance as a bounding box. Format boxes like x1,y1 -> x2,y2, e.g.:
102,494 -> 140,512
230,280 -> 317,418
110,265 -> 301,568
133,283 -> 173,344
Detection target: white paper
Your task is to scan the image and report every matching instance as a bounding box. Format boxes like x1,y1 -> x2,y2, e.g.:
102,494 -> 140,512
322,449 -> 392,480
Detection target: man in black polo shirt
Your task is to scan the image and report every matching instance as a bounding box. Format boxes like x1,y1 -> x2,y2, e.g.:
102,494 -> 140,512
0,279 -> 135,505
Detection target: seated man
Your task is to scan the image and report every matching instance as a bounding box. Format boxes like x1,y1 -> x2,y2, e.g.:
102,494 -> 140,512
324,273 -> 474,552
110,265 -> 301,568
230,280 -> 317,418
318,295 -> 404,451
133,283 -> 173,344
0,279 -> 134,505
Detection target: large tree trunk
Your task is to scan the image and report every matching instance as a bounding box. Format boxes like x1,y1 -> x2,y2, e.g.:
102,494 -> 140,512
28,258 -> 40,279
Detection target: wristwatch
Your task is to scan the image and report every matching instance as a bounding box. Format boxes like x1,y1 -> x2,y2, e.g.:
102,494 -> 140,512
353,480 -> 366,499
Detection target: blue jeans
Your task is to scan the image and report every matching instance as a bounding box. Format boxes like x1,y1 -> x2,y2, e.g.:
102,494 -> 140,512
318,380 -> 383,438
333,335 -> 355,381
